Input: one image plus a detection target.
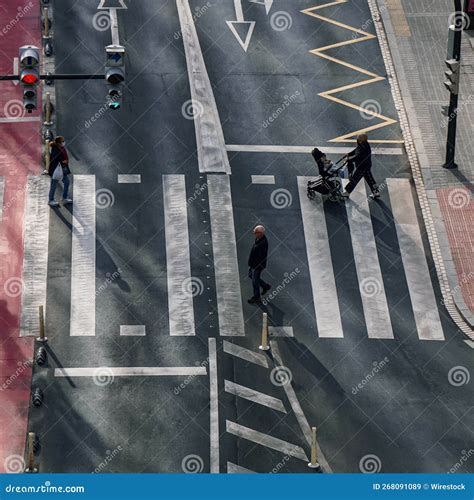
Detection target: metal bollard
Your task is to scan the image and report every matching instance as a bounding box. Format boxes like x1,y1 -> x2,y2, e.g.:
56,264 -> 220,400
43,7 -> 50,37
44,92 -> 52,125
36,346 -> 47,366
32,387 -> 43,407
259,312 -> 270,351
308,426 -> 321,470
38,305 -> 48,342
25,432 -> 38,472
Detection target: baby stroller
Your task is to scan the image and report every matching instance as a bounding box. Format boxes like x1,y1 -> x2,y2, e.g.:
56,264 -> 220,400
307,148 -> 346,202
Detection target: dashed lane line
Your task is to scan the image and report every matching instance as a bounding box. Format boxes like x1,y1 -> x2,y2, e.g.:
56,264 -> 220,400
119,325 -> 146,336
117,174 -> 141,183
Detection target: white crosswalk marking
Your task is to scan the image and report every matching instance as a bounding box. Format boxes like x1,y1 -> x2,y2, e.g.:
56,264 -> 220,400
225,380 -> 287,413
298,177 -> 344,338
344,181 -> 393,339
387,179 -> 445,341
226,420 -> 309,461
70,175 -> 96,337
223,340 -> 269,368
209,338 -> 219,473
269,326 -> 294,337
20,176 -> 50,337
227,462 -> 256,473
120,325 -> 146,336
208,175 -> 245,336
163,175 -> 195,336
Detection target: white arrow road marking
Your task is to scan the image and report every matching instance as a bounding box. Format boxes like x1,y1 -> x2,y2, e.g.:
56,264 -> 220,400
249,0 -> 273,14
97,0 -> 127,9
226,0 -> 256,52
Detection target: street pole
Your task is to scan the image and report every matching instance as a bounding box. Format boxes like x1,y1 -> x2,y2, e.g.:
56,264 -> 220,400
443,0 -> 463,169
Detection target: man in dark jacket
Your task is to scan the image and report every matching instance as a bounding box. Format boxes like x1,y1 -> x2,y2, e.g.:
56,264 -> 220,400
247,225 -> 271,304
342,134 -> 380,199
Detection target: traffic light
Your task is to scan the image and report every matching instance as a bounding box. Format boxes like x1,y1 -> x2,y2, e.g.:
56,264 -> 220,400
105,45 -> 125,110
444,58 -> 460,95
19,45 -> 40,112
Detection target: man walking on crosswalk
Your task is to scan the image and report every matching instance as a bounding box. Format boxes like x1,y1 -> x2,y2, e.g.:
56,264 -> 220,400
247,225 -> 272,304
341,134 -> 380,200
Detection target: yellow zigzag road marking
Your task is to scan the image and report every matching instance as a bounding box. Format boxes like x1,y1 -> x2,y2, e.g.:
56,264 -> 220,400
301,0 -> 404,144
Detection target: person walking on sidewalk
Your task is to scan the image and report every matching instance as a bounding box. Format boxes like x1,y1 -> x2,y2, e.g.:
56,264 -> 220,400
247,225 -> 271,304
341,134 -> 380,199
48,136 -> 72,207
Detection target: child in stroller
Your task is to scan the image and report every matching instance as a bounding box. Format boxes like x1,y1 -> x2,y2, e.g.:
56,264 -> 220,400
307,148 -> 345,202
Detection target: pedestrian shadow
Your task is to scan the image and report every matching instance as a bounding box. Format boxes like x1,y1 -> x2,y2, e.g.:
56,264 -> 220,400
43,344 -> 76,388
96,240 -> 131,293
52,207 -> 73,231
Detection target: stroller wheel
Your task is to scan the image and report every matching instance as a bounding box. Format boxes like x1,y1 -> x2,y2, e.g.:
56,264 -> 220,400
307,189 -> 315,200
328,192 -> 340,202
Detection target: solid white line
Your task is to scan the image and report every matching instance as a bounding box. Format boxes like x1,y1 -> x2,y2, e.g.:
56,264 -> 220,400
0,176 -> 4,223
225,380 -> 287,413
298,177 -> 344,338
227,462 -> 256,473
344,180 -> 393,339
226,420 -> 309,461
177,0 -> 230,174
117,174 -> 141,184
464,340 -> 474,349
163,175 -> 195,336
208,175 -> 245,336
251,175 -> 275,184
70,175 -> 96,337
226,145 -> 403,155
387,178 -> 445,340
269,326 -> 294,337
223,340 -> 269,368
54,367 -> 207,377
109,8 -> 120,46
0,117 -> 42,123
19,176 -> 51,337
120,325 -> 146,336
209,338 -> 219,473
271,340 -> 332,473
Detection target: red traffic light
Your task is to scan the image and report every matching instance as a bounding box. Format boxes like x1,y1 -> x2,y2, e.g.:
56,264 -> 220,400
20,71 -> 39,85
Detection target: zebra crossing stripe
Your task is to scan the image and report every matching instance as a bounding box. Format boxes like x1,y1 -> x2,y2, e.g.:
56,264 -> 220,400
226,420 -> 309,461
20,176 -> 50,337
223,341 -> 269,368
70,176 -> 96,337
344,180 -> 394,339
387,179 -> 445,341
227,462 -> 256,473
208,175 -> 245,336
269,326 -> 294,337
225,380 -> 287,413
298,177 -> 344,338
163,175 -> 195,336
209,338 -> 219,473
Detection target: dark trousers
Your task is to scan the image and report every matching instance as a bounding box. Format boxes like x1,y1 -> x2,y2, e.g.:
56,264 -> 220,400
249,268 -> 268,299
345,166 -> 378,194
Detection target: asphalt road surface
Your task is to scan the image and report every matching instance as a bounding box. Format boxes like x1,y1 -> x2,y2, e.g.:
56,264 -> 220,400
28,0 -> 473,473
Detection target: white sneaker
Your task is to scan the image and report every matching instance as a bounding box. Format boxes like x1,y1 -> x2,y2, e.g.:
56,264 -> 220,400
48,200 -> 59,207
62,198 -> 73,205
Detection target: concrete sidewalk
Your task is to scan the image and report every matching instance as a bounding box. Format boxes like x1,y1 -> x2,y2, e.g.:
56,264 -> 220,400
375,0 -> 474,336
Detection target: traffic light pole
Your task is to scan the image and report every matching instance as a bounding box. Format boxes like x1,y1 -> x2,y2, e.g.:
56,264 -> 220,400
443,0 -> 463,169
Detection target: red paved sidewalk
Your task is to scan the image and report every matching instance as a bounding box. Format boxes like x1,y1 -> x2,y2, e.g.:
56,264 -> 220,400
437,187 -> 474,314
0,0 -> 41,473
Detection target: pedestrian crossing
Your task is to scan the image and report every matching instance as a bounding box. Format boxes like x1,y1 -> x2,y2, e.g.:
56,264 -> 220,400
15,173 -> 447,342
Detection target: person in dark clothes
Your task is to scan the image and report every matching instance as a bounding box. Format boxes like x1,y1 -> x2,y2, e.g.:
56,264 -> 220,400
48,135 -> 72,207
341,134 -> 380,199
247,225 -> 271,304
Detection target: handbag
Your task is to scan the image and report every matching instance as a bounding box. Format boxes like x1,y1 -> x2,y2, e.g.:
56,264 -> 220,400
52,164 -> 64,181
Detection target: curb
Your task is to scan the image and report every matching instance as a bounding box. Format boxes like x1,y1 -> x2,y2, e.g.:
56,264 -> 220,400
369,0 -> 474,340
